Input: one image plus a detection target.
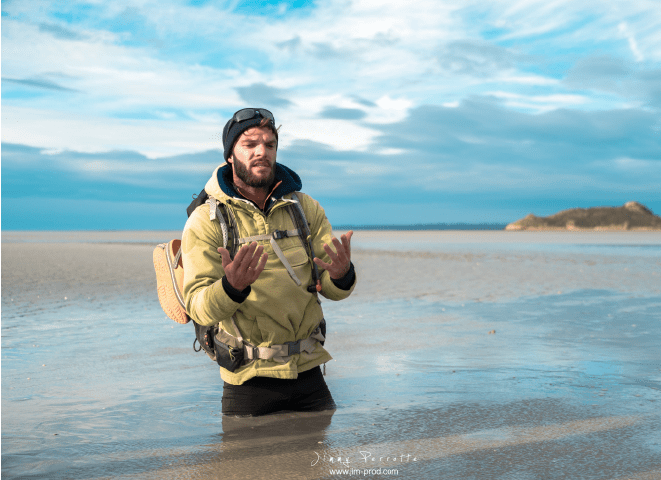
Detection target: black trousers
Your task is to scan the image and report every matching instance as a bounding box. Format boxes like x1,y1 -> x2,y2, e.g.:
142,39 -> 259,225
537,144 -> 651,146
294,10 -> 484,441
222,366 -> 335,416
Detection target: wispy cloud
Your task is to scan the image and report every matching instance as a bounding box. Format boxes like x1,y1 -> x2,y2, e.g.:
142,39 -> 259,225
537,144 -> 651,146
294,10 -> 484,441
38,22 -> 87,40
319,107 -> 367,121
235,83 -> 292,108
436,40 -> 520,77
2,76 -> 79,92
564,55 -> 661,108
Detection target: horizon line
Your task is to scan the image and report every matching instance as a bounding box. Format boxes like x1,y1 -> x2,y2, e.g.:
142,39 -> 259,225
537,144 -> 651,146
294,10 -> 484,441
2,223 -> 509,232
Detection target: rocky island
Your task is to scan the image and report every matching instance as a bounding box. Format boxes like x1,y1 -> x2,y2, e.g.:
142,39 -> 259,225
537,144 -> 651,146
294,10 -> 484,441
505,201 -> 661,231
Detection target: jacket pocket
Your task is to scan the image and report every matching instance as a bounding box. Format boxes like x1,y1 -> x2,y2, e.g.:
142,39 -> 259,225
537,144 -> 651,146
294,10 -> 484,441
263,242 -> 309,270
282,244 -> 309,267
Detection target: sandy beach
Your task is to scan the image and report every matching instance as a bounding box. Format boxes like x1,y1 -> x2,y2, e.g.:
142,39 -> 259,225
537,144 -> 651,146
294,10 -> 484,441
2,230 -> 660,479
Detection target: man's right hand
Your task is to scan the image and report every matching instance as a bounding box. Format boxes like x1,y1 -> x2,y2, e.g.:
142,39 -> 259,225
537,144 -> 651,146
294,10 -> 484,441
218,242 -> 268,291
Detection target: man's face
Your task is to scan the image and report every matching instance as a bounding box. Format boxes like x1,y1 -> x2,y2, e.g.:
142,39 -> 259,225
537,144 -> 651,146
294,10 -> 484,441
229,126 -> 277,189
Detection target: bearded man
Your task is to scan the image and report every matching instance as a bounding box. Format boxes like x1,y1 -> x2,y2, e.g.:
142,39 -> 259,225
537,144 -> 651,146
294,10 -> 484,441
182,108 -> 356,416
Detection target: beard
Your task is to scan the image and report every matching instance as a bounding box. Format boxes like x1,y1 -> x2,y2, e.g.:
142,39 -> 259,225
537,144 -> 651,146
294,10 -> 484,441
233,158 -> 276,189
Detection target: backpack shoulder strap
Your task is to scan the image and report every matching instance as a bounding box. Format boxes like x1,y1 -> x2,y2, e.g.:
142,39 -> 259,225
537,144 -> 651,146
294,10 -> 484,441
286,192 -> 322,293
206,195 -> 228,250
285,193 -> 311,252
184,188 -> 237,258
288,192 -> 312,236
206,195 -> 239,259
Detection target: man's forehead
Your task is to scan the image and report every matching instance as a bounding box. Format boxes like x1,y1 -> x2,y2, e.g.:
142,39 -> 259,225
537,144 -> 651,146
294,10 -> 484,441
239,127 -> 276,141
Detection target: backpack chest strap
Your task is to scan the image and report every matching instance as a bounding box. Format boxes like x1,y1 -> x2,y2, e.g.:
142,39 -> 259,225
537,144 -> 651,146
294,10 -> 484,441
236,230 -> 303,286
238,229 -> 299,243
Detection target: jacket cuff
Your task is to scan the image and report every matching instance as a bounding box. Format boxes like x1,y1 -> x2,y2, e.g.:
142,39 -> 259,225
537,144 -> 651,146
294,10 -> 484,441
331,262 -> 355,291
222,276 -> 251,303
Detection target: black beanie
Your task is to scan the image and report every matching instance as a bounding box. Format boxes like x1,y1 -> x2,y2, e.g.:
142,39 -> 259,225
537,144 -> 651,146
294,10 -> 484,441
222,109 -> 278,160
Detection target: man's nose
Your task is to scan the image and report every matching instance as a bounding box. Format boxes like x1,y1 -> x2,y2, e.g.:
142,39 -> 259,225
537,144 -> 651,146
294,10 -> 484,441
254,143 -> 267,156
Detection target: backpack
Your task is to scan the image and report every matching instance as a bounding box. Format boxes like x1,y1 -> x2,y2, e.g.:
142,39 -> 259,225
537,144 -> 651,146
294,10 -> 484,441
153,188 -> 320,363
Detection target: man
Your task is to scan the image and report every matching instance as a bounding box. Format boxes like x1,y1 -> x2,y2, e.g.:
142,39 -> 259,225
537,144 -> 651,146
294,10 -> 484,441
182,108 -> 356,416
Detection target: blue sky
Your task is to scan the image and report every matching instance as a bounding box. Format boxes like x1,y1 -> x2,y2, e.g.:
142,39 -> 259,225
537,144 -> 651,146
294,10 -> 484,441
2,0 -> 660,230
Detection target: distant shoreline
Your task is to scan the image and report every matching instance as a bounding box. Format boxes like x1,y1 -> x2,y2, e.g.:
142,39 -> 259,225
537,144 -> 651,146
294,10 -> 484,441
2,224 -> 509,233
335,224 -> 508,231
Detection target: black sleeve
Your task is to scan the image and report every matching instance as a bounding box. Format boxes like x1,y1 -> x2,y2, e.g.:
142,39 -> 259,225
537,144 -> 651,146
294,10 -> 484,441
330,262 -> 355,291
222,276 -> 251,303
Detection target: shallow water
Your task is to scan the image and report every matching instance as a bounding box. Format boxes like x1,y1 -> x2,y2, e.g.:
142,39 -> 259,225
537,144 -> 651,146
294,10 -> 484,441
348,230 -> 661,256
2,231 -> 660,479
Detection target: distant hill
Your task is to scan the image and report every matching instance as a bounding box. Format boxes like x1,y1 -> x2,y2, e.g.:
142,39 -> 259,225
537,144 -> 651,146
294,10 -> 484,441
505,202 -> 661,231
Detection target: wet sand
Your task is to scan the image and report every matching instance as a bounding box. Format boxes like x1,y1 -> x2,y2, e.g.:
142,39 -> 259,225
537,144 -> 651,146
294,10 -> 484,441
2,230 -> 660,479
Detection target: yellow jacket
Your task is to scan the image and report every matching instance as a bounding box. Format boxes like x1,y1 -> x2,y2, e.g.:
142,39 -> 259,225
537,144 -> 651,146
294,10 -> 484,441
182,163 -> 356,385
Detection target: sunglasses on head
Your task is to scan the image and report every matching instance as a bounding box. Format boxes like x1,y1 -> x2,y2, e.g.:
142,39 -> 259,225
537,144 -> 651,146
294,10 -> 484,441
229,108 -> 275,128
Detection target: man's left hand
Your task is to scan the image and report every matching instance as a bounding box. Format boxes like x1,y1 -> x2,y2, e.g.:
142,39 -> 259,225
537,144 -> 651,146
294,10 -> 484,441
313,231 -> 353,280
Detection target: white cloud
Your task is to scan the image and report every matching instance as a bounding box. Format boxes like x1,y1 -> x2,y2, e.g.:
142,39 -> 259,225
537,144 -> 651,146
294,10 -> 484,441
612,157 -> 660,170
498,74 -> 560,86
72,158 -> 210,175
369,96 -> 413,123
282,118 -> 379,152
377,148 -> 407,155
1,106 -> 223,158
485,91 -> 588,112
618,22 -> 645,62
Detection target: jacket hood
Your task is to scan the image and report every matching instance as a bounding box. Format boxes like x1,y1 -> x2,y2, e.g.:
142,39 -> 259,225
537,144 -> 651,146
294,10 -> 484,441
206,162 -> 302,205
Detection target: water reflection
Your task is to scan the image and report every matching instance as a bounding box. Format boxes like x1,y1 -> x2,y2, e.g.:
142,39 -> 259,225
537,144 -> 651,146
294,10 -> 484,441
184,411 -> 335,480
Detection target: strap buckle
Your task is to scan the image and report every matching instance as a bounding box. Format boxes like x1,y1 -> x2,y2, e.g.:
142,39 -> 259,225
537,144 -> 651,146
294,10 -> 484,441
272,230 -> 289,240
245,345 -> 260,361
284,340 -> 301,355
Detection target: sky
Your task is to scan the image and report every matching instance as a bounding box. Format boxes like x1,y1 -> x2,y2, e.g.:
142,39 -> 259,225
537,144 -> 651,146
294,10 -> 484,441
2,0 -> 661,230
